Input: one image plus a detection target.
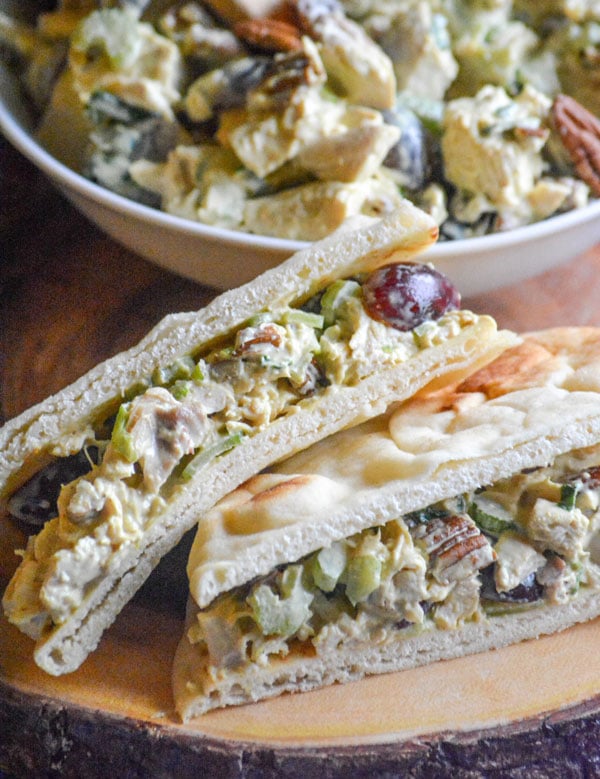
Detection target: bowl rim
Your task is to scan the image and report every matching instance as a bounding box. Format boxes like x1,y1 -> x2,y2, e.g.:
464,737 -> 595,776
2,84 -> 600,258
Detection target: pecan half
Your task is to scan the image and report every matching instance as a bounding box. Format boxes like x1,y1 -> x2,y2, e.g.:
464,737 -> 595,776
234,18 -> 303,53
552,94 -> 600,196
411,514 -> 496,585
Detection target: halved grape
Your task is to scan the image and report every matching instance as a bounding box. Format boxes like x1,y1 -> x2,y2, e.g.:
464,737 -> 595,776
8,448 -> 99,527
362,263 -> 460,331
480,565 -> 543,605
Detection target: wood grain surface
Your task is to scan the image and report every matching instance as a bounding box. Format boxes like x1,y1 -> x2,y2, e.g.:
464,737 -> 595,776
2,135 -> 600,777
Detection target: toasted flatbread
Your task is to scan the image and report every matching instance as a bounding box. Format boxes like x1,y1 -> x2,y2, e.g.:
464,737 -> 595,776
1,204 -> 513,676
174,328 -> 600,718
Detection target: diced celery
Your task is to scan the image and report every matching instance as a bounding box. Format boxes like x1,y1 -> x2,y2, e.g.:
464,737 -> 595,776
169,380 -> 191,400
87,90 -> 156,126
247,312 -> 274,327
311,542 -> 347,592
111,403 -> 138,463
211,345 -> 235,362
319,280 -> 361,327
559,483 -> 579,511
412,320 -> 439,348
469,495 -> 516,536
248,565 -> 313,637
152,355 -> 196,386
181,432 -> 243,481
344,555 -> 382,605
483,600 -> 539,617
281,309 -> 324,330
570,561 -> 585,594
191,362 -> 205,382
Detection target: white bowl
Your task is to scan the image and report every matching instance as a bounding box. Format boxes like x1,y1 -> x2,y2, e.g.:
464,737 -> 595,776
2,64 -> 600,296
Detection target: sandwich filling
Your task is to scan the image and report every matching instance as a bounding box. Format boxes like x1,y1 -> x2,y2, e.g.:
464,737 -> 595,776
3,263 -> 474,641
185,446 -> 600,686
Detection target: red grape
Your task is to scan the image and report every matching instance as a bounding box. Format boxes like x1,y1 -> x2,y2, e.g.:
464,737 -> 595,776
362,263 -> 461,331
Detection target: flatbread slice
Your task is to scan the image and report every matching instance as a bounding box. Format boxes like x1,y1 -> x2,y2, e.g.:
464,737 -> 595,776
174,328 -> 600,718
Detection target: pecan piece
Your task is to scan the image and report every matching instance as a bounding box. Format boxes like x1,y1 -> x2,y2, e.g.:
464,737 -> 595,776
412,514 -> 496,585
566,464 -> 600,489
552,94 -> 600,196
234,18 -> 303,53
247,38 -> 326,110
235,322 -> 283,355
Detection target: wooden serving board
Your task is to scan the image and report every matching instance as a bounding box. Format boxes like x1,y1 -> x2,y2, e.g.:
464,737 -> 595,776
2,139 -> 600,777
2,525 -> 600,777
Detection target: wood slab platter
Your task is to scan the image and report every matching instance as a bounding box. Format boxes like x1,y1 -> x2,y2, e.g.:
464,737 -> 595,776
2,530 -> 600,777
2,138 -> 600,777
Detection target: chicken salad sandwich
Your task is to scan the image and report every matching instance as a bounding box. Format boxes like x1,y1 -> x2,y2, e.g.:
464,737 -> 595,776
1,203 -> 512,675
174,327 -> 600,718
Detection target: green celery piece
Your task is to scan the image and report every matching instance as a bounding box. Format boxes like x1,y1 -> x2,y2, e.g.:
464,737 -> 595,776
469,495 -> 516,536
559,483 -> 579,511
405,505 -> 450,525
483,600 -> 540,617
86,90 -> 156,126
311,542 -> 347,592
569,561 -> 585,594
319,280 -> 361,327
248,565 -> 313,637
281,309 -> 324,329
191,362 -> 205,382
152,355 -> 196,387
395,91 -> 444,135
344,555 -> 382,605
181,432 -> 243,481
169,380 -> 191,400
111,403 -> 138,463
246,312 -> 274,327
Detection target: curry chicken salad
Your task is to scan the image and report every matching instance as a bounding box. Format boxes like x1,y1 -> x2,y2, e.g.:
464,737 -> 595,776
172,327 -> 600,717
2,0 -> 600,241
186,448 -> 600,679
2,262 -> 474,644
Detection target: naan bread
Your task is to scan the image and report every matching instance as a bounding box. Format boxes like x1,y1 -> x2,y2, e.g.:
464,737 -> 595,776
175,328 -> 600,718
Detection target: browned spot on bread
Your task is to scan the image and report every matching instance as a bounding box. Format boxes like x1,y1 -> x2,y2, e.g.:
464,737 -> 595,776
456,341 -> 555,399
249,474 -> 314,504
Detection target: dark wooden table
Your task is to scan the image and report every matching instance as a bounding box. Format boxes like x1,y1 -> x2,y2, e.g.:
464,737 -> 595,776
2,135 -> 600,778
